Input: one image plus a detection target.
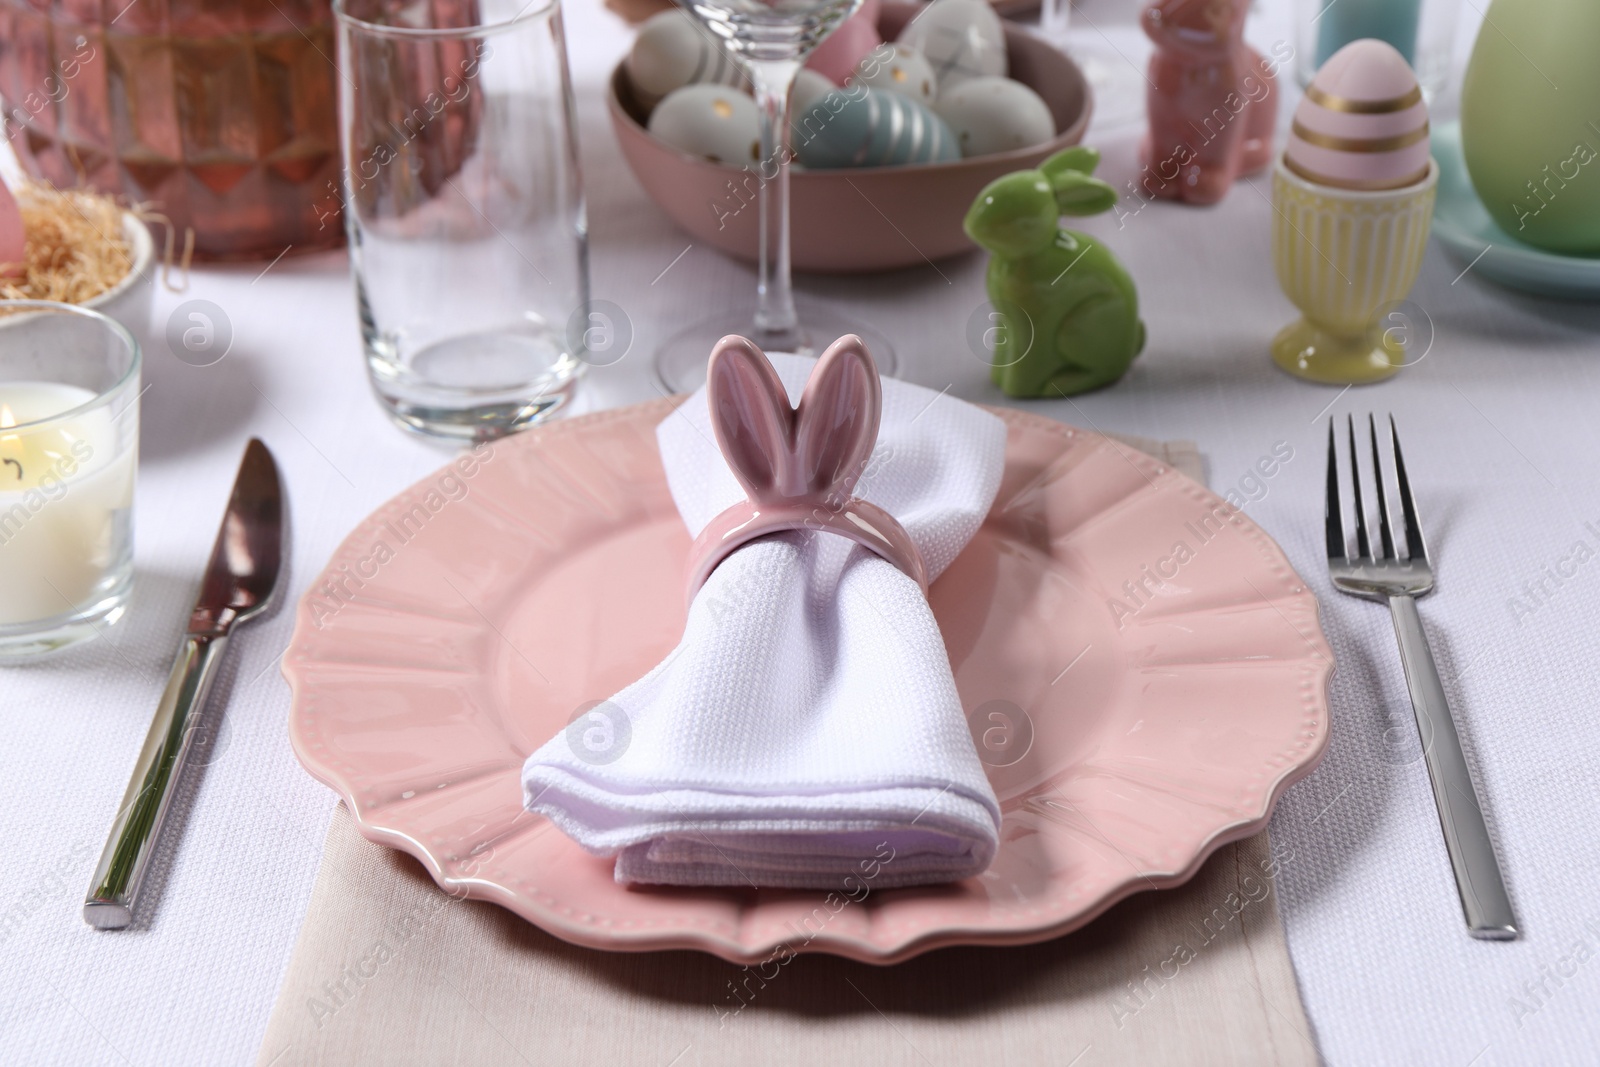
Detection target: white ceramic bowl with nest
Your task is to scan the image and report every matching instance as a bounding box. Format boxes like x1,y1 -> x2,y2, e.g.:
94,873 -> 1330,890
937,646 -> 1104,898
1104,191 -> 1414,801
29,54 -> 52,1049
83,214 -> 156,343
1,212 -> 154,342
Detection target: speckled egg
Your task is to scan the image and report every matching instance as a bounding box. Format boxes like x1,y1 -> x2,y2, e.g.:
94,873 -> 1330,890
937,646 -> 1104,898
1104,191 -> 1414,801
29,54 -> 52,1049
791,87 -> 960,168
627,9 -> 745,109
648,84 -> 761,166
1285,39 -> 1430,190
897,0 -> 1007,93
935,77 -> 1053,157
851,43 -> 938,106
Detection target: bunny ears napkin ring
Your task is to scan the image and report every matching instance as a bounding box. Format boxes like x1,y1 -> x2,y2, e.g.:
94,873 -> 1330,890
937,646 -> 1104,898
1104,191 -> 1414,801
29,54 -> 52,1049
685,335 -> 929,603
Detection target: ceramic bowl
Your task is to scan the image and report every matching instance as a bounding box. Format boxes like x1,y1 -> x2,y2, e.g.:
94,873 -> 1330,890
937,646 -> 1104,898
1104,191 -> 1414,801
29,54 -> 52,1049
86,213 -> 156,342
1,212 -> 155,340
609,2 -> 1092,274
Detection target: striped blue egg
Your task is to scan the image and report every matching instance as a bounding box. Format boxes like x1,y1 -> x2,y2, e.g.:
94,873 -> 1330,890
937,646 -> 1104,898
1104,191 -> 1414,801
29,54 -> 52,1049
791,87 -> 960,169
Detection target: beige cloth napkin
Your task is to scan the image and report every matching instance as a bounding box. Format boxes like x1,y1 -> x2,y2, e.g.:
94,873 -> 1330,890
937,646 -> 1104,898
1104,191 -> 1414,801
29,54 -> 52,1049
258,435 -> 1320,1067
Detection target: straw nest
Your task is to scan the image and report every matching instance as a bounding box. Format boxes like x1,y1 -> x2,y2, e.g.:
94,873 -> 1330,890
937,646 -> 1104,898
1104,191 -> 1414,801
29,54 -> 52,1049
0,182 -> 132,305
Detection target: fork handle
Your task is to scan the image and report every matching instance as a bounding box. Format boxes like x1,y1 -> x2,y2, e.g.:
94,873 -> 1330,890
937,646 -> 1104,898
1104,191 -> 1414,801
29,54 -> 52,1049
1387,594 -> 1517,940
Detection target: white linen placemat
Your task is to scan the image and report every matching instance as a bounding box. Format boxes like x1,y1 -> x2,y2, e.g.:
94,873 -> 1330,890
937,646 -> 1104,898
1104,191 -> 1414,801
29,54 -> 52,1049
255,803 -> 1314,1065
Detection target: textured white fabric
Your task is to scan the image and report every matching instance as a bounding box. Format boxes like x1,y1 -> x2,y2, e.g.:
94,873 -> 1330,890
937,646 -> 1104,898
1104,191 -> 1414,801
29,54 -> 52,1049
255,808 -> 1316,1067
8,0 -> 1600,1063
521,353 -> 1006,887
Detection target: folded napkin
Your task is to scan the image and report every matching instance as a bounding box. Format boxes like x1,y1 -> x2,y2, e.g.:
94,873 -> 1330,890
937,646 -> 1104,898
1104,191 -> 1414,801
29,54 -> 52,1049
521,353 -> 1007,888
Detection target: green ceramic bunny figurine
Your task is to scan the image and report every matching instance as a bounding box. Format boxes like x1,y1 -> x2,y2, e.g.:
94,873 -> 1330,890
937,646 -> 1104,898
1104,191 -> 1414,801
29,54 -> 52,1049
964,147 -> 1145,397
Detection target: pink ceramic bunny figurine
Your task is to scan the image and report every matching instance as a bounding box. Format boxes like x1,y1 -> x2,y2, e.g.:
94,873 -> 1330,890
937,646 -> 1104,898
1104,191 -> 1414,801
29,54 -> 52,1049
685,333 -> 928,602
1140,0 -> 1278,205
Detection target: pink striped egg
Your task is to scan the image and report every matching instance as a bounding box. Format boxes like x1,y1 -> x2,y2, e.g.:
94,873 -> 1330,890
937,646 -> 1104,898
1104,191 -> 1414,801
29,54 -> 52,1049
1285,39 -> 1430,191
806,0 -> 883,86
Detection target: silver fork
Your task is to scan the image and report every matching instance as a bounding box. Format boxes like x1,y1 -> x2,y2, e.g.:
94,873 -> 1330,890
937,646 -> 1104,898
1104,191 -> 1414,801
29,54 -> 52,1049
1326,415 -> 1517,940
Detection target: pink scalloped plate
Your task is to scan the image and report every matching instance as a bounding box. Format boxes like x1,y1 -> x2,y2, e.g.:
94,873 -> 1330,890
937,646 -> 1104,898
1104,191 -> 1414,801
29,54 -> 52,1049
285,399 -> 1332,964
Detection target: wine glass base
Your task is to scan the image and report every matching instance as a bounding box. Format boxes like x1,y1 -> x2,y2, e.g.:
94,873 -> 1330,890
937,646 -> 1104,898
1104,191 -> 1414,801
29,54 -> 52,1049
653,304 -> 899,394
1075,48 -> 1147,135
1033,16 -> 1149,136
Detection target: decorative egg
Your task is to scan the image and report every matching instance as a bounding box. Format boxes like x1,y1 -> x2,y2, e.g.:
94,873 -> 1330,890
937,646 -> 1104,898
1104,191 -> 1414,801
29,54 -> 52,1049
1461,0 -> 1600,253
649,84 -> 761,166
790,68 -> 836,116
851,43 -> 937,107
0,180 -> 23,278
627,9 -> 745,109
805,0 -> 882,86
1285,39 -> 1430,191
897,0 -> 1007,93
792,87 -> 960,168
935,77 -> 1054,157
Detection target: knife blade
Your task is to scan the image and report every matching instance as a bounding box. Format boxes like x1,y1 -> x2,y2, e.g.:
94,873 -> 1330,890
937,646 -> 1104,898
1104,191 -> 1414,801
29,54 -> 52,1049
84,438 -> 284,929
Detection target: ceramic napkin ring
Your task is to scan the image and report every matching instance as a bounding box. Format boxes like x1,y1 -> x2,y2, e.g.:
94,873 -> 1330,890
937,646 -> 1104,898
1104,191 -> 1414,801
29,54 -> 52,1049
684,334 -> 928,604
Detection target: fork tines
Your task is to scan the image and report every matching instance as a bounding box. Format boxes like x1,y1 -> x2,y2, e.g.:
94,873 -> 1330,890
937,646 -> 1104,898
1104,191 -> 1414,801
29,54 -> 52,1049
1325,414 -> 1429,565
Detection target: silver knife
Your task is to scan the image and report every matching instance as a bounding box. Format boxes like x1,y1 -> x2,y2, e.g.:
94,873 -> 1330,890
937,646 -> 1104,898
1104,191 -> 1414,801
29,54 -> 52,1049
84,438 -> 285,929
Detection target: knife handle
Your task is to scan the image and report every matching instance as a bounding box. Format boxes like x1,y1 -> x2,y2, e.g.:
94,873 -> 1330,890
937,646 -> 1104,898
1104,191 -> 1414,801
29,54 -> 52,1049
84,632 -> 230,929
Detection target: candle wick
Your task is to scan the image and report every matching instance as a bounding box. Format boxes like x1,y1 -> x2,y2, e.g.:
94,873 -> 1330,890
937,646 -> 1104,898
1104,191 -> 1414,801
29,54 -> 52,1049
2,457 -> 21,481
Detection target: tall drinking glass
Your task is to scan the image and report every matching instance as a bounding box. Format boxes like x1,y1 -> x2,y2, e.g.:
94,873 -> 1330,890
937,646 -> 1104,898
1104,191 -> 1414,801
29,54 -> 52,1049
335,0 -> 589,441
653,0 -> 897,392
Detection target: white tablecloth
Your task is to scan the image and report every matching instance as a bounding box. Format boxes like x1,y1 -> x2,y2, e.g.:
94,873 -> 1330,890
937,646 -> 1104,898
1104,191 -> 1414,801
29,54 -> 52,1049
4,1 -> 1599,1064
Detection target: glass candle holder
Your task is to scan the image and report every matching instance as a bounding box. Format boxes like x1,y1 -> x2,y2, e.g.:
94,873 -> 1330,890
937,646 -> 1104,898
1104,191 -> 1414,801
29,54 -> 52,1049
1295,0 -> 1461,100
335,0 -> 589,441
0,302 -> 139,658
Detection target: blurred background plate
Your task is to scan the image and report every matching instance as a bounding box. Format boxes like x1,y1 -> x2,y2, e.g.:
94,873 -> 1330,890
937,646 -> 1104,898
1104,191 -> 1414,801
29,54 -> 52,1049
1432,121 -> 1600,300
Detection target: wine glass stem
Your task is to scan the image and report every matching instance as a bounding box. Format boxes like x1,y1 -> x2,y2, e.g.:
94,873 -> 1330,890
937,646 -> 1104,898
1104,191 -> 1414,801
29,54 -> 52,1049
746,58 -> 801,346
1040,0 -> 1069,41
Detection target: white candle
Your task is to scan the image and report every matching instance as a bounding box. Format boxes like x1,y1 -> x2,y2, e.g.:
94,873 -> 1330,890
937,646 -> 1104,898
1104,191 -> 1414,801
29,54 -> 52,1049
0,382 -> 136,625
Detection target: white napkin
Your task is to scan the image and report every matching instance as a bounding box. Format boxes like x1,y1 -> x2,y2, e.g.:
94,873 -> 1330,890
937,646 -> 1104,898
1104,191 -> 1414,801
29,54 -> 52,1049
521,353 -> 1006,888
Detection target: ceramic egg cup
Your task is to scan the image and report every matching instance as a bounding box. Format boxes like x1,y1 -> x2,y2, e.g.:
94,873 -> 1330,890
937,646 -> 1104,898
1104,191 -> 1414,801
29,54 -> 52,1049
1270,156 -> 1438,385
608,1 -> 1091,274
